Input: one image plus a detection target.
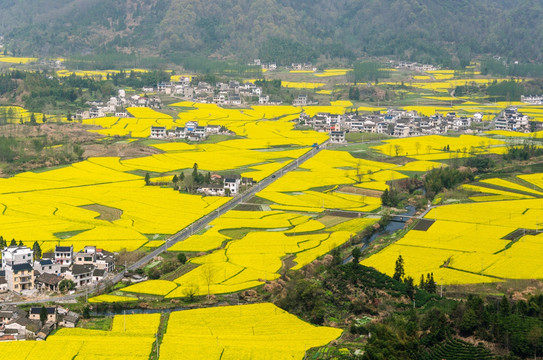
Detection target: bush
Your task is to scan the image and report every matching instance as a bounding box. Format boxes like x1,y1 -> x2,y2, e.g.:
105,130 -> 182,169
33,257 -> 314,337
177,253 -> 187,264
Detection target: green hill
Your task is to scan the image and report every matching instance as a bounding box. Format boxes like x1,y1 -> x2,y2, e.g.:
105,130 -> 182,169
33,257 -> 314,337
2,0 -> 543,66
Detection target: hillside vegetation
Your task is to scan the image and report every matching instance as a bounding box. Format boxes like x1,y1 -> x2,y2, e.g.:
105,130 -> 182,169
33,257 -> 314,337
2,0 -> 543,66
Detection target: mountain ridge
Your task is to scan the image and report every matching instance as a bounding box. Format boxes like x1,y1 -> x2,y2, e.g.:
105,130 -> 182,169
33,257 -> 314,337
1,0 -> 543,66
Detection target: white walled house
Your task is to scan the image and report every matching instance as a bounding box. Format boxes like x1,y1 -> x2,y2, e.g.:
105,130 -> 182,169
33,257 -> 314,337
2,246 -> 33,270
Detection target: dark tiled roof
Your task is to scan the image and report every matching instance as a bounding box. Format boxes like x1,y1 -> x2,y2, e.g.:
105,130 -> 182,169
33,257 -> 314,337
36,273 -> 61,286
55,246 -> 72,252
0,311 -> 12,318
12,263 -> 32,272
39,259 -> 53,266
93,268 -> 105,277
71,264 -> 94,275
30,307 -> 55,315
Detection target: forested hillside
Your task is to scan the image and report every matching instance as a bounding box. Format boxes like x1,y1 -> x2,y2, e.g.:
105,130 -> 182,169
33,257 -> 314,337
2,0 -> 543,66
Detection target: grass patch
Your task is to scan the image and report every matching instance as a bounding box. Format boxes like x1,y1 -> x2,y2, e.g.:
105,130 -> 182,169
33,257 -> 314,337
161,262 -> 199,281
53,229 -> 90,239
219,228 -> 253,240
79,316 -> 113,330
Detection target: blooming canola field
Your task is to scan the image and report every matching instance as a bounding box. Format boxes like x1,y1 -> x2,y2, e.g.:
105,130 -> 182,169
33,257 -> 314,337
159,303 -> 342,360
0,104 -> 331,253
0,313 -> 161,360
362,173 -> 543,284
0,305 -> 341,360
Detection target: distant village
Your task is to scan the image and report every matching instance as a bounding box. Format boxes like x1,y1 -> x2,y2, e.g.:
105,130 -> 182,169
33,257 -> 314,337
298,106 -> 539,143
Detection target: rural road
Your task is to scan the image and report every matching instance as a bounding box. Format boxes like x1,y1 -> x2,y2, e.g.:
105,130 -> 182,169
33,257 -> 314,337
4,141 -> 328,305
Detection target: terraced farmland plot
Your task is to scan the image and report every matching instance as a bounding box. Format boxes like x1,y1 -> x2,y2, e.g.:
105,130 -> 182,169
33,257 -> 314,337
159,303 -> 342,360
0,313 -> 160,360
362,195 -> 543,284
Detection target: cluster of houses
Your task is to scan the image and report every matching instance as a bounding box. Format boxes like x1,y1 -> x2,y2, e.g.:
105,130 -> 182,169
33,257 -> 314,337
196,174 -> 254,196
0,305 -> 79,341
394,61 -> 439,72
0,304 -> 80,341
494,107 -> 530,132
521,95 -> 543,105
0,244 -> 115,295
150,121 -> 225,141
77,89 -> 161,119
299,109 -> 486,142
153,78 -> 280,106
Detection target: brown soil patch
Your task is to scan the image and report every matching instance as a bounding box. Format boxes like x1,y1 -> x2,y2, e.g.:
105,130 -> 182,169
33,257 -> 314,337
338,185 -> 383,197
83,143 -> 162,159
80,204 -> 123,221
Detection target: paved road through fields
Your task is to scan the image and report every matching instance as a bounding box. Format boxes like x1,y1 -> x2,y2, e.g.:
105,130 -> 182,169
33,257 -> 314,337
5,141 -> 328,305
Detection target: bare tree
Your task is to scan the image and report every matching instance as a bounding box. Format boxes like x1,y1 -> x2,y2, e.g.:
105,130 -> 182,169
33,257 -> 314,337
201,264 -> 216,297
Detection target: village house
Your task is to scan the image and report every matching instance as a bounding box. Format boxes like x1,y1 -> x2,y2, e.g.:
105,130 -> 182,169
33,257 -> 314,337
329,130 -> 346,143
65,264 -> 94,287
33,259 -> 61,276
54,245 -> 73,266
223,175 -> 241,195
29,307 -> 57,323
197,185 -> 226,197
35,273 -> 62,292
150,126 -> 167,139
2,246 -> 35,293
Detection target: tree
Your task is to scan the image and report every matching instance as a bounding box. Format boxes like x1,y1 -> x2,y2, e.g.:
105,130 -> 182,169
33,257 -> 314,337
500,295 -> 511,317
83,305 -> 91,319
201,264 -> 215,296
67,113 -> 72,122
42,114 -> 47,123
40,306 -> 48,324
393,255 -> 405,281
404,276 -> 415,300
33,241 -> 42,260
179,172 -> 185,181
18,240 -> 23,246
144,172 -> 151,186
177,252 -> 187,264
172,174 -> 179,185
9,238 -> 16,246
30,113 -> 37,125
59,279 -> 76,292
0,236 -> 5,248
351,247 -> 361,264
527,325 -> 542,360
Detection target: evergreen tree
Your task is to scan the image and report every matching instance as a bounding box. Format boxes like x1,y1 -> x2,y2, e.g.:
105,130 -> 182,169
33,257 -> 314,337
33,241 -> 42,260
9,238 -> 16,246
0,236 -> 4,248
404,276 -> 415,299
144,172 -> 150,186
42,114 -> 47,123
499,295 -> 510,317
40,306 -> 48,324
67,113 -> 72,122
351,247 -> 362,263
179,172 -> 185,181
30,113 -> 36,125
393,255 -> 405,281
18,240 -> 23,246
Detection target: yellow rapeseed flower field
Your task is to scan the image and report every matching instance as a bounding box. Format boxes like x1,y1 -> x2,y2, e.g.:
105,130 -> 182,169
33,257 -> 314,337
159,303 -> 342,360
